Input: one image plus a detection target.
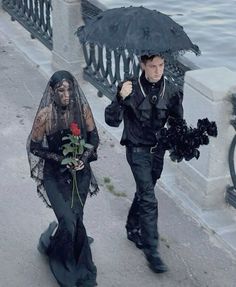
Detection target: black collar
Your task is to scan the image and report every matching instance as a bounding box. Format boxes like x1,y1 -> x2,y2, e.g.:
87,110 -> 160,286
139,72 -> 164,104
140,72 -> 163,94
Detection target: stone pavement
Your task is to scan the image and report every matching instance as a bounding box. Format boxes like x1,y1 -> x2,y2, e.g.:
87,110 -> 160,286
0,8 -> 236,287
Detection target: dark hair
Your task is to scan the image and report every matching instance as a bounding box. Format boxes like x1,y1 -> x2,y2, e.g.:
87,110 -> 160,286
49,70 -> 74,89
140,54 -> 165,64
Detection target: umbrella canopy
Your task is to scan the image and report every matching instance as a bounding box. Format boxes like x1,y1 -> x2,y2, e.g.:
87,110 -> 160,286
77,6 -> 200,56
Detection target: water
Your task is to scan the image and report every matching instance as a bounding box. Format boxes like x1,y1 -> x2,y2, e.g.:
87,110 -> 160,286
100,0 -> 236,71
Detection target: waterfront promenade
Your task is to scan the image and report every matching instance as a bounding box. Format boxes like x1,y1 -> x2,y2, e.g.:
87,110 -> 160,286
0,9 -> 236,287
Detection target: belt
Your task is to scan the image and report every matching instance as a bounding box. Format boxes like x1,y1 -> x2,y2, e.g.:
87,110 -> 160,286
126,144 -> 158,154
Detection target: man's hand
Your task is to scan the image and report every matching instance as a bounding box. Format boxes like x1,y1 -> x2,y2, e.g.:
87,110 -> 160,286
119,81 -> 132,99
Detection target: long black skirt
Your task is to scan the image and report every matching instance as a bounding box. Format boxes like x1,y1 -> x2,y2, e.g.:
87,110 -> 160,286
39,164 -> 97,287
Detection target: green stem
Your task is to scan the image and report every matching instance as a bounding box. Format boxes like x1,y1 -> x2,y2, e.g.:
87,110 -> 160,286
74,173 -> 84,207
71,174 -> 75,208
70,137 -> 83,208
73,140 -> 76,163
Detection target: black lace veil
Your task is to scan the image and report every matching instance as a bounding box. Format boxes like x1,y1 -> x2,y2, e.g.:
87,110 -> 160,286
26,70 -> 98,207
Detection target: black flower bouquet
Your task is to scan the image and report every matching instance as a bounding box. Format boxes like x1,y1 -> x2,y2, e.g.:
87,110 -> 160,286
157,118 -> 218,162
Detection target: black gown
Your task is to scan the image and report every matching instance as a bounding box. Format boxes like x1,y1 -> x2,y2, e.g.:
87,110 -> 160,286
37,130 -> 97,287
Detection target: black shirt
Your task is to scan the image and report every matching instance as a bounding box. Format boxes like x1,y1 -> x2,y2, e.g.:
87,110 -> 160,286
105,72 -> 183,147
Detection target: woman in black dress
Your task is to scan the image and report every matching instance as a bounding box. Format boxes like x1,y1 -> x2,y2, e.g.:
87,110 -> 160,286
27,70 -> 99,287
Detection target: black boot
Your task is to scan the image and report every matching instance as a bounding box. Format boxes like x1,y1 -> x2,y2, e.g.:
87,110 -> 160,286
88,236 -> 94,245
144,251 -> 168,273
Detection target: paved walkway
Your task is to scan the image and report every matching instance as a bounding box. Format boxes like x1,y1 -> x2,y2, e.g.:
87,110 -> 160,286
0,8 -> 236,287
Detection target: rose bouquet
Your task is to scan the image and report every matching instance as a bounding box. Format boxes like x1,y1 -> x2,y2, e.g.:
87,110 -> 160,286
158,117 -> 218,162
61,122 -> 93,208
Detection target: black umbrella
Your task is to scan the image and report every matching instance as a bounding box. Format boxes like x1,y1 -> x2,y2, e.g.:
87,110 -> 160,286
77,6 -> 200,56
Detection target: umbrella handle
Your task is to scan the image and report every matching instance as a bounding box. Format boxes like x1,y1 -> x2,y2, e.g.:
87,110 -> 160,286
129,57 -> 135,76
124,57 -> 137,81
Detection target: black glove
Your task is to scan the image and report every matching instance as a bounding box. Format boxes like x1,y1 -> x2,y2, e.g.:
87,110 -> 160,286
30,140 -> 63,163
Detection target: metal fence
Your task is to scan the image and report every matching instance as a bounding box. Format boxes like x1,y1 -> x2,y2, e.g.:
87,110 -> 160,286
81,41 -> 190,100
226,93 -> 236,208
2,0 -> 52,50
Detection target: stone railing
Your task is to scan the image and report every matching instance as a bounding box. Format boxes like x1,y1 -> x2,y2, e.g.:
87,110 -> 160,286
161,67 -> 236,210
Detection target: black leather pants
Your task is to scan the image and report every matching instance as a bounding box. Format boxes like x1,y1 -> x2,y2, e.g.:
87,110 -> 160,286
126,147 -> 165,253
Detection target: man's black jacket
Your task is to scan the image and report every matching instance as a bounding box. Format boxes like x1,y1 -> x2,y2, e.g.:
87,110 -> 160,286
105,73 -> 184,147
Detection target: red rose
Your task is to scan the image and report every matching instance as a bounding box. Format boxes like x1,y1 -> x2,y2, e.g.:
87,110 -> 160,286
70,122 -> 81,136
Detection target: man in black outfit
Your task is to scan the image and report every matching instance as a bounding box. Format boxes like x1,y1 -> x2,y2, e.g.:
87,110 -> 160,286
105,54 -> 183,273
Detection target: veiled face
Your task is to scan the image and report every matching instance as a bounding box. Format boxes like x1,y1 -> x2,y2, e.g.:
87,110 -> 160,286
54,80 -> 72,107
141,56 -> 165,83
